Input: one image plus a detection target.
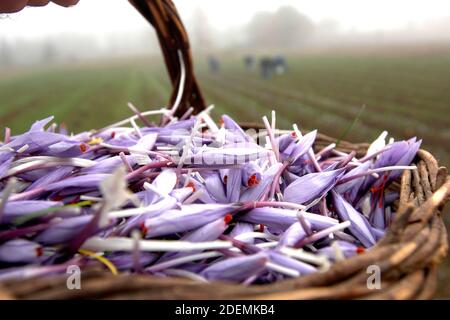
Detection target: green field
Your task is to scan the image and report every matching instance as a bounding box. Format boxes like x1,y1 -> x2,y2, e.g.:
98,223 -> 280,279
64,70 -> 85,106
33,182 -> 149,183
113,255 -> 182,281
1,48 -> 449,296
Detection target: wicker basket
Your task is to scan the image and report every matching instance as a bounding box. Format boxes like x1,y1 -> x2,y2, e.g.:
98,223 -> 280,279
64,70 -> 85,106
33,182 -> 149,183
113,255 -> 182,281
1,0 -> 449,300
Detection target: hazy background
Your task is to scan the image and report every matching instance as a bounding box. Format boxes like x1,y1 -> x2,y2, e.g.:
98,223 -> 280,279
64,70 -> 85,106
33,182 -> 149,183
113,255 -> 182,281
1,0 -> 450,65
0,0 -> 449,297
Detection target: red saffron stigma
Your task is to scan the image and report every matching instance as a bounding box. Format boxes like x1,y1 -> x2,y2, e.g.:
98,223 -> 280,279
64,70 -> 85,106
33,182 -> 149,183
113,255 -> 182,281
51,194 -> 63,201
111,131 -> 116,139
35,247 -> 44,257
79,144 -> 88,153
140,222 -> 149,237
258,224 -> 265,232
291,131 -> 297,138
186,181 -> 196,192
224,214 -> 233,224
356,247 -> 365,254
223,176 -> 228,184
247,174 -> 260,187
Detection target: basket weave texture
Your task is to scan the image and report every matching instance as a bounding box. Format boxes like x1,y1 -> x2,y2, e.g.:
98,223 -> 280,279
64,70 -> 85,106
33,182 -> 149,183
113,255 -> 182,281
1,0 -> 449,300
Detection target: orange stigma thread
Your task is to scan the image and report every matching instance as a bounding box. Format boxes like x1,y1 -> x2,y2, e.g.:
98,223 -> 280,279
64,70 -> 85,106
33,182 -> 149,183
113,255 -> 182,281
140,222 -> 149,237
79,144 -> 88,153
247,174 -> 260,187
224,214 -> 233,224
186,181 -> 196,192
35,247 -> 44,257
110,131 -> 116,139
258,224 -> 265,232
291,131 -> 297,138
356,247 -> 365,254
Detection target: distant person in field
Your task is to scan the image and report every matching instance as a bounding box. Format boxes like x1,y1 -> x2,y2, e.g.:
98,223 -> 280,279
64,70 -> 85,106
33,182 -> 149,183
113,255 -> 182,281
273,55 -> 287,75
259,56 -> 287,79
0,0 -> 79,13
208,56 -> 220,74
260,57 -> 275,79
244,55 -> 255,71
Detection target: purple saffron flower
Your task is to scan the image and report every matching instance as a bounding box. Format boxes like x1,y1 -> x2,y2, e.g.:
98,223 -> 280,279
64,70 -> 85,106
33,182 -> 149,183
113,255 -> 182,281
268,251 -> 316,275
45,174 -> 110,192
221,114 -> 252,143
229,222 -> 255,244
226,168 -> 242,202
29,116 -> 54,132
169,187 -> 194,203
1,200 -> 63,224
239,207 -> 338,233
240,163 -> 282,202
0,154 -> 14,180
204,172 -> 227,203
241,163 -> 262,188
335,162 -> 371,203
81,156 -> 138,174
6,131 -> 69,154
42,141 -> 88,158
0,239 -> 43,263
200,253 -> 267,282
34,215 -> 93,245
142,203 -> 238,238
277,221 -> 310,248
287,130 -> 317,164
331,191 -> 376,248
284,168 -> 345,205
27,166 -> 74,190
105,252 -> 158,271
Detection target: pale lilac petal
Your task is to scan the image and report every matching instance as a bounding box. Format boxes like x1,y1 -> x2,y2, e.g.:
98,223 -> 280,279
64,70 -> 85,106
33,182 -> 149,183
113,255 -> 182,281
201,253 -> 267,282
331,191 -> 376,248
268,251 -> 316,274
143,203 -> 238,238
226,168 -> 242,202
204,172 -> 227,203
277,221 -> 310,248
240,163 -> 282,202
0,239 -> 42,263
284,168 -> 345,204
1,200 -> 63,224
34,215 -> 93,245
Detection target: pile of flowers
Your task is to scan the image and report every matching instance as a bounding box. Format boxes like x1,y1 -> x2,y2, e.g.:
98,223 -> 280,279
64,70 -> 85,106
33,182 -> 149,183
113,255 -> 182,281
0,104 -> 420,284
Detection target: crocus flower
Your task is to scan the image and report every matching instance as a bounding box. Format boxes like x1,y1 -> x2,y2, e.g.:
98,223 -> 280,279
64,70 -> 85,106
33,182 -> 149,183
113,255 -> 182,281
226,168 -> 242,202
241,162 -> 262,188
0,153 -> 14,180
221,114 -> 252,143
229,222 -> 255,244
268,251 -> 316,275
34,215 -> 93,245
240,163 -> 282,202
200,252 -> 267,282
277,221 -> 310,248
1,200 -> 63,224
204,172 -> 227,203
0,239 -> 43,263
142,203 -> 239,238
239,207 -> 338,233
331,191 -> 376,248
284,168 -> 345,205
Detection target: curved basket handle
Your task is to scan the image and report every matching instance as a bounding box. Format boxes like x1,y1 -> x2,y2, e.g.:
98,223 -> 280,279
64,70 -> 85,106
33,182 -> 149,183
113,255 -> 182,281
129,0 -> 206,119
